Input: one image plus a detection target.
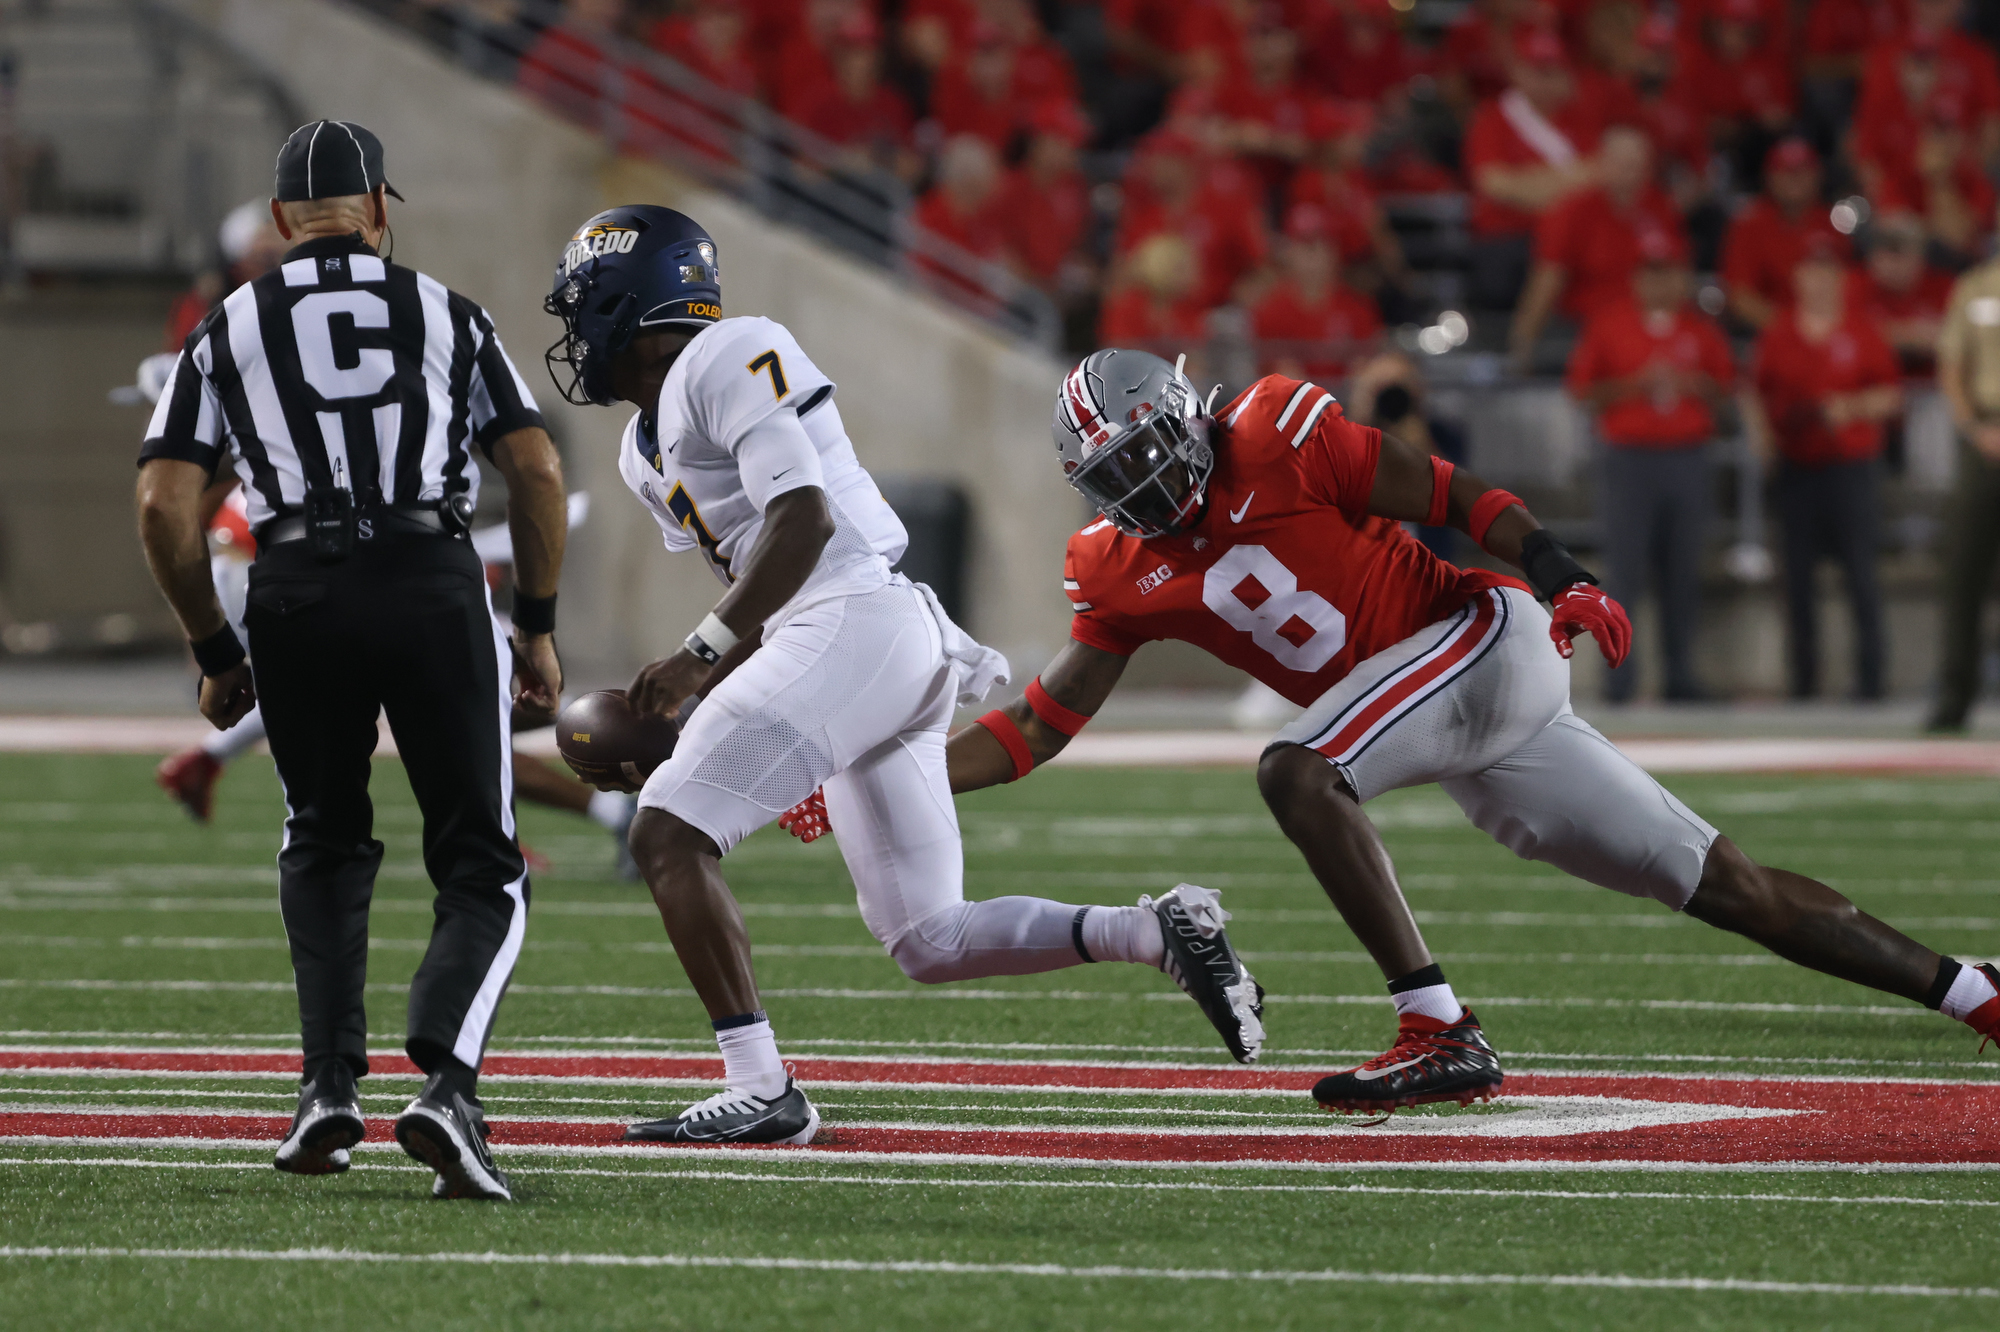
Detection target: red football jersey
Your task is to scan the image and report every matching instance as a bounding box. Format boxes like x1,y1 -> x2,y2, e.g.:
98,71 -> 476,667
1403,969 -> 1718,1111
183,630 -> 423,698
1064,377 -> 1527,706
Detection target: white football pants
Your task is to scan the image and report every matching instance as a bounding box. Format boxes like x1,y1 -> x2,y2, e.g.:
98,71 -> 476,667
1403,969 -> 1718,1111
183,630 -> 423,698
641,580 -> 1088,982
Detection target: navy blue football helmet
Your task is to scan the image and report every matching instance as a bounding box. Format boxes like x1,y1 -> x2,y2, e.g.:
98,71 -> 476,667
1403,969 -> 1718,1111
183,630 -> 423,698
543,205 -> 722,406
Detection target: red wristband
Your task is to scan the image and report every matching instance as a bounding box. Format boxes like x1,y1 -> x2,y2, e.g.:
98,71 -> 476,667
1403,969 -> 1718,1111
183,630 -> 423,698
1468,488 -> 1525,548
1426,455 -> 1455,528
1024,677 -> 1090,737
975,710 -> 1034,781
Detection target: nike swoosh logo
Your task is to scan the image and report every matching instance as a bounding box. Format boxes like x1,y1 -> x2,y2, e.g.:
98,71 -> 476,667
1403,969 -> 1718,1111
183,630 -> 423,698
1350,1056 -> 1428,1081
772,467 -> 794,480
1229,492 -> 1255,523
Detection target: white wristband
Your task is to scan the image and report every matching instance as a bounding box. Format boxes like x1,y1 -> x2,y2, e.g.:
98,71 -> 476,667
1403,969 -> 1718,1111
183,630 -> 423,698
684,610 -> 740,665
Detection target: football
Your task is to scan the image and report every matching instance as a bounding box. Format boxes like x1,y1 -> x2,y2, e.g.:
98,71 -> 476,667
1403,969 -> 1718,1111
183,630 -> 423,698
554,690 -> 679,792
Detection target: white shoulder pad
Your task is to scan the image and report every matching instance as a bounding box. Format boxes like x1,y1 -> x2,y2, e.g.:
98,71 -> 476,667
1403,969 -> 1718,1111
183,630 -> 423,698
675,316 -> 834,456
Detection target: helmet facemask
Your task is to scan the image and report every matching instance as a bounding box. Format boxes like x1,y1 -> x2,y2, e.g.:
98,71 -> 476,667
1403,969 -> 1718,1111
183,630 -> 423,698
1067,377 -> 1214,539
542,262 -> 636,407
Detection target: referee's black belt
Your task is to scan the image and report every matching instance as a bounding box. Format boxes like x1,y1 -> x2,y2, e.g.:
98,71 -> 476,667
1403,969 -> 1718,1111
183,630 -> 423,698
256,502 -> 465,549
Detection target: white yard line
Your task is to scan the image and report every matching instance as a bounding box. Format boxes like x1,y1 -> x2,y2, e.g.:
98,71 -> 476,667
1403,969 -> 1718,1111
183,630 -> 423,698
0,1243 -> 1990,1297
0,977 -> 1951,1018
0,1155 -> 1991,1209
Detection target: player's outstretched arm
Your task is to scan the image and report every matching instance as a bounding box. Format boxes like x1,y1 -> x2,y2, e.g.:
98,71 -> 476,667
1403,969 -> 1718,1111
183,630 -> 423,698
1365,429 -> 1631,667
946,640 -> 1128,793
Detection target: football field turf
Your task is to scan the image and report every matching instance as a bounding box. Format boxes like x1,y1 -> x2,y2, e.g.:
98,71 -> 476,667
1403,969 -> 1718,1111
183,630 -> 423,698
0,751 -> 1995,1330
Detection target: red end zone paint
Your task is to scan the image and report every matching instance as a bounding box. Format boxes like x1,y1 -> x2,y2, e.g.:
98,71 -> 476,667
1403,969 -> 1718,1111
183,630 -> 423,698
1,1049 -> 1994,1166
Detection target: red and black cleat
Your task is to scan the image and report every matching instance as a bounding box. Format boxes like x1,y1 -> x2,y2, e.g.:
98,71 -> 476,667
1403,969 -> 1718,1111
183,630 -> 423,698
1970,963 -> 2000,1053
156,748 -> 223,824
1312,1009 -> 1505,1114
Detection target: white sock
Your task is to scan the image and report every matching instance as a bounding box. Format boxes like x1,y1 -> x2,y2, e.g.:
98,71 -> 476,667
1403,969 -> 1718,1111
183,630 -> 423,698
1393,983 -> 1462,1022
1941,964 -> 2000,1021
714,1013 -> 788,1100
201,705 -> 266,761
587,790 -> 633,831
1079,905 -> 1166,969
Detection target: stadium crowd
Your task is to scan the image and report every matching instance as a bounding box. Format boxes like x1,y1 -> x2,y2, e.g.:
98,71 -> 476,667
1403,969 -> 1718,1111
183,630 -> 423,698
345,0 -> 2000,712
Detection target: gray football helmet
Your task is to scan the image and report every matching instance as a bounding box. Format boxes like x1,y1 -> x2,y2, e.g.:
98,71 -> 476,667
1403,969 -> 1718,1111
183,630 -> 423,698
1052,348 -> 1214,539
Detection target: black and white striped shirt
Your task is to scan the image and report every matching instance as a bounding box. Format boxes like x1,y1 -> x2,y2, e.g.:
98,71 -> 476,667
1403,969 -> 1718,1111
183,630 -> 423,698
140,234 -> 544,528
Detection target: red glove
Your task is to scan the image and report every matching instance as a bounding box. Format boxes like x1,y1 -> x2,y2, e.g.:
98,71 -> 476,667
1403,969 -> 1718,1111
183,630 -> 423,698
777,787 -> 830,844
1549,583 -> 1631,668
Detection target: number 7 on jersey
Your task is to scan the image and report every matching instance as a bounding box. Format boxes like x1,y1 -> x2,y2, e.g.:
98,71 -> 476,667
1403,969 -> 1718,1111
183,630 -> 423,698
747,349 -> 788,400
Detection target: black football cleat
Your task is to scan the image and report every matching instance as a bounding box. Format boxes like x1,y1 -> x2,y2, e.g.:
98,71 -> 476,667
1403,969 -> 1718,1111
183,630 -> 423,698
394,1074 -> 512,1201
1313,1009 -> 1505,1113
1143,883 -> 1266,1063
623,1079 -> 820,1144
273,1060 -> 365,1176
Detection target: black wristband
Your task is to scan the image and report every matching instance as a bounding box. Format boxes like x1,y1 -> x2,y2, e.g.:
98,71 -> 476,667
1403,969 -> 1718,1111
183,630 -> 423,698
190,624 -> 246,677
1518,529 -> 1598,602
683,632 -> 722,665
512,592 -> 556,636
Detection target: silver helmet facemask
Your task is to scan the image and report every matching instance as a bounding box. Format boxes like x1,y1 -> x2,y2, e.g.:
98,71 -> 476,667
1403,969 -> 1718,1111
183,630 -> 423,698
1064,360 -> 1214,539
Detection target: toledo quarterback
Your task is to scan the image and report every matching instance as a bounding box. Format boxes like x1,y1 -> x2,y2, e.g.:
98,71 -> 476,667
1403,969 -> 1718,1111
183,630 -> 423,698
939,348 -> 2000,1113
542,208 -> 1264,1145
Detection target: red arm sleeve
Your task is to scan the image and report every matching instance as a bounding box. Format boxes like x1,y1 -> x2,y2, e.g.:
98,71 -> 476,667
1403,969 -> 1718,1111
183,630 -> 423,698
1296,411 -> 1383,518
1063,538 -> 1146,657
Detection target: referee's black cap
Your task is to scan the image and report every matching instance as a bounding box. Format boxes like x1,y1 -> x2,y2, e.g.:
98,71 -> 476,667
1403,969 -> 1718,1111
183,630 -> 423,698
274,120 -> 405,203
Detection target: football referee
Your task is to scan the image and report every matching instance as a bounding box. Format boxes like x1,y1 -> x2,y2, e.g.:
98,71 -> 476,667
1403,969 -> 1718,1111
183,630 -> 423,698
134,121 -> 567,1202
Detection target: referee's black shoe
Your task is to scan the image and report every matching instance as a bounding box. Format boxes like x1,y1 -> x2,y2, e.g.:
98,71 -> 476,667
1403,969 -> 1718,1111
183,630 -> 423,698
274,1060 -> 365,1176
394,1074 -> 512,1201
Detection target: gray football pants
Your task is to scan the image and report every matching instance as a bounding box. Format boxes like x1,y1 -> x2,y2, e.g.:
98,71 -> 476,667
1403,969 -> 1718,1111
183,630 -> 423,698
1272,586 -> 1717,908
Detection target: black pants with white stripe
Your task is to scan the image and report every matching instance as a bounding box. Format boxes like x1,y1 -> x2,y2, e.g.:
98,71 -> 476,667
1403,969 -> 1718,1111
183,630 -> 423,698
245,534 -> 527,1082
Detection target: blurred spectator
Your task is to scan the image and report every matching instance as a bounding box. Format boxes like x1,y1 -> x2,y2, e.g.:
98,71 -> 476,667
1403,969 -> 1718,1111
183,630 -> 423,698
1349,350 -> 1469,560
1721,138 -> 1850,330
930,23 -> 1022,152
1683,0 -> 1797,183
1749,240 -> 1902,700
1462,27 -> 1604,311
164,199 -> 287,351
1439,0 -> 1543,117
1214,18 -> 1315,175
794,14 -> 917,180
1679,0 -> 1792,58
899,0 -> 972,72
517,0 -> 630,123
1877,122 -> 1996,259
1114,128 -> 1269,309
1565,234 -> 1736,702
1299,0 -> 1425,107
1629,15 -> 1712,211
913,135 -> 1009,292
650,0 -> 758,98
1286,102 -> 1408,294
991,0 -> 1081,108
1800,0 -> 1908,155
1099,232 -> 1209,353
1926,237 -> 2000,730
1510,125 -> 1684,368
1249,204 -> 1383,382
1854,210 -> 1954,374
999,101 -> 1097,300
770,0 -> 870,121
1855,0 -> 2000,179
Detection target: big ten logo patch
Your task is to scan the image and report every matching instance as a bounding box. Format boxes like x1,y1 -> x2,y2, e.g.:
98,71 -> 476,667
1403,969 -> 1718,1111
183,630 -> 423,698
1136,564 -> 1174,595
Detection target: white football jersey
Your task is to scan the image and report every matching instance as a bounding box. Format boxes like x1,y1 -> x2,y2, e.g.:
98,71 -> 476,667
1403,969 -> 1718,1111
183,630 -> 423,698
616,316 -> 908,623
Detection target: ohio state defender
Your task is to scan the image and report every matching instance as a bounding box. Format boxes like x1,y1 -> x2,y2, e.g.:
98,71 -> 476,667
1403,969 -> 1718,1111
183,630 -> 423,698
940,348 -> 2000,1113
